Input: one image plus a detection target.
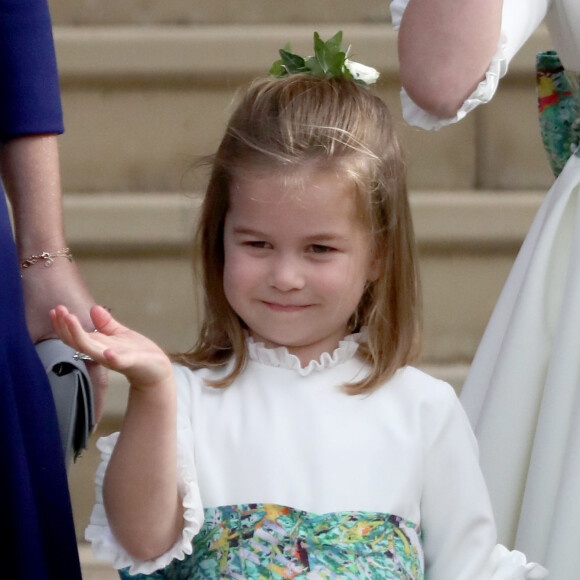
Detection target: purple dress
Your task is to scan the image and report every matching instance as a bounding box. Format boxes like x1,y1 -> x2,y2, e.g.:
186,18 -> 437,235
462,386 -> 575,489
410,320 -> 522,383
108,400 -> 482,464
0,0 -> 82,577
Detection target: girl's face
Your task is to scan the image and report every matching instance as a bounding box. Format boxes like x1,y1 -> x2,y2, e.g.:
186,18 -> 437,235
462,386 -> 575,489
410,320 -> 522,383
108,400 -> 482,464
223,169 -> 377,365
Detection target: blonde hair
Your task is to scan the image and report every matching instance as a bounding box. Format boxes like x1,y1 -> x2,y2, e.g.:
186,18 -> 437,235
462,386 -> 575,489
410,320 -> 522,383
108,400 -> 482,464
175,74 -> 422,394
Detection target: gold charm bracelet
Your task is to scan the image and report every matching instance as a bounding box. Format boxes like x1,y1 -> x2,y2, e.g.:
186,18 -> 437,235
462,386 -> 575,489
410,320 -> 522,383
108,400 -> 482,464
19,247 -> 73,272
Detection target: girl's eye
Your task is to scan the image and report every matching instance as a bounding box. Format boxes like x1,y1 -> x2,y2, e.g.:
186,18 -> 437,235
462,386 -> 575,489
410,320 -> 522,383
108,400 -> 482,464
245,241 -> 270,249
309,244 -> 335,254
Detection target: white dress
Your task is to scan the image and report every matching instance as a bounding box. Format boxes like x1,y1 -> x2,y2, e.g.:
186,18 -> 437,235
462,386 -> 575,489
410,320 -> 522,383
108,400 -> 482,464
392,0 -> 580,577
84,336 -> 543,579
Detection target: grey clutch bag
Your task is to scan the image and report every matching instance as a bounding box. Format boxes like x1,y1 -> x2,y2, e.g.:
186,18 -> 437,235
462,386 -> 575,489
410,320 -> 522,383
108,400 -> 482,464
36,339 -> 95,467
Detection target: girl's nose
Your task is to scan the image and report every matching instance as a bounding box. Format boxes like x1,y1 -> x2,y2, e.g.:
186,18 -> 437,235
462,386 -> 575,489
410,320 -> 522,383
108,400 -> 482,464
269,254 -> 305,291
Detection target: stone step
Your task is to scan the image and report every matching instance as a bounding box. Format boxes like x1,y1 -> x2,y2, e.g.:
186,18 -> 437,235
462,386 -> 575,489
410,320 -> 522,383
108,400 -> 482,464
78,543 -> 118,580
52,24 -> 554,193
50,0 -> 392,26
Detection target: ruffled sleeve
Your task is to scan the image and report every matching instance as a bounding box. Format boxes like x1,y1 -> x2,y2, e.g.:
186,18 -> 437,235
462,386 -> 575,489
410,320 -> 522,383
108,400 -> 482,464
84,369 -> 205,575
390,0 -> 550,130
490,545 -> 547,579
398,49 -> 507,131
419,380 -> 547,579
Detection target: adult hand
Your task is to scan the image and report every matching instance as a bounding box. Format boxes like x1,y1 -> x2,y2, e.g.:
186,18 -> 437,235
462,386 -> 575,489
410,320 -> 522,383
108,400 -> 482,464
21,258 -> 109,423
2,134 -> 110,424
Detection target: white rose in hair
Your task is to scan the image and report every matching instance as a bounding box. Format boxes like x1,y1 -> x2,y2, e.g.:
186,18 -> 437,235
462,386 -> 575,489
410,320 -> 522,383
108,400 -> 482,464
345,60 -> 380,85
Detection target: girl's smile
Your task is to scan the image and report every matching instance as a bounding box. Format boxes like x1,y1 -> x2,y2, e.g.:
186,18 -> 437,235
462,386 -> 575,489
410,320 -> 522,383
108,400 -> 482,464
223,168 -> 377,366
262,301 -> 311,312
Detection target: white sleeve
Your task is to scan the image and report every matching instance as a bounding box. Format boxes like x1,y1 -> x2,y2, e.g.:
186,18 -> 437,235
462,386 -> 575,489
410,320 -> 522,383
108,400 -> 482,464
84,366 -> 205,575
420,383 -> 547,579
390,0 -> 551,130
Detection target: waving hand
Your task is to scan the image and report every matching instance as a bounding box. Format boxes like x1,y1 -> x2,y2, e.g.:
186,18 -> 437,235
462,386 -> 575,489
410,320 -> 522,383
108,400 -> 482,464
50,305 -> 173,391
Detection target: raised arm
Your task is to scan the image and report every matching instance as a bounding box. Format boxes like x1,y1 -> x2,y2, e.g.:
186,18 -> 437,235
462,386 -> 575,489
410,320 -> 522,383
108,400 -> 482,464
51,305 -> 183,560
397,0 -> 503,118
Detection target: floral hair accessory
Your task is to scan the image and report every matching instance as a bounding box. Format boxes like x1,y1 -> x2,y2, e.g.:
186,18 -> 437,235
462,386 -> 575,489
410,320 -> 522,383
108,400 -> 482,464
269,31 -> 380,87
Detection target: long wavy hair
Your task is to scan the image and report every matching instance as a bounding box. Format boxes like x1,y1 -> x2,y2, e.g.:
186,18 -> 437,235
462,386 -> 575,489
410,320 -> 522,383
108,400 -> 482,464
174,74 -> 422,394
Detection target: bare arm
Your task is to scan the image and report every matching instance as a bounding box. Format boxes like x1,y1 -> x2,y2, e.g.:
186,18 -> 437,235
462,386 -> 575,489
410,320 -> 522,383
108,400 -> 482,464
2,134 -> 66,256
397,0 -> 503,118
1,134 -> 108,420
51,305 -> 183,560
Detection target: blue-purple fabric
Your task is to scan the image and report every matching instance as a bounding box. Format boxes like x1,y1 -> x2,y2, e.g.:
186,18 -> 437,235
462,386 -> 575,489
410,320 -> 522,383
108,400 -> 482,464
0,0 -> 81,577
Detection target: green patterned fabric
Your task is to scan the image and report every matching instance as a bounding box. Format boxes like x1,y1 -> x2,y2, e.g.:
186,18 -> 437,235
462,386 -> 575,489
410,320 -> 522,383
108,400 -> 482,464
536,50 -> 580,177
119,504 -> 423,579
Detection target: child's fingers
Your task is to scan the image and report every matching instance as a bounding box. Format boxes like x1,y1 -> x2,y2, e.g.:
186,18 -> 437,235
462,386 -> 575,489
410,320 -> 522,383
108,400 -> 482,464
50,306 -> 77,346
51,305 -> 117,350
64,317 -> 107,358
59,313 -> 146,374
51,304 -> 173,386
90,304 -> 115,333
51,307 -> 107,362
89,304 -> 133,338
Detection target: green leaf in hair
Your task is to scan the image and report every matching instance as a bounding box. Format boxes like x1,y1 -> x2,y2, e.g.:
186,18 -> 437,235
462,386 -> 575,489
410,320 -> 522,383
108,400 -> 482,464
269,31 -> 379,87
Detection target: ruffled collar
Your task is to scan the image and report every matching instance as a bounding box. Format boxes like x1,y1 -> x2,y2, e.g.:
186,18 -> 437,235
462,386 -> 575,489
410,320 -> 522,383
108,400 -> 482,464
246,332 -> 363,376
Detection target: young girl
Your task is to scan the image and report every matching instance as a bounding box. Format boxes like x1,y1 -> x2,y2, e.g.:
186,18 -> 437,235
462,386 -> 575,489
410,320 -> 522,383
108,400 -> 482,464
52,35 -> 546,580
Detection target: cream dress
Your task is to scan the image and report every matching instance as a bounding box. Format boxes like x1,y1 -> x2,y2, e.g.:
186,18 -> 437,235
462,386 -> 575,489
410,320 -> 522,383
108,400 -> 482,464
392,0 -> 580,577
85,336 -> 544,578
